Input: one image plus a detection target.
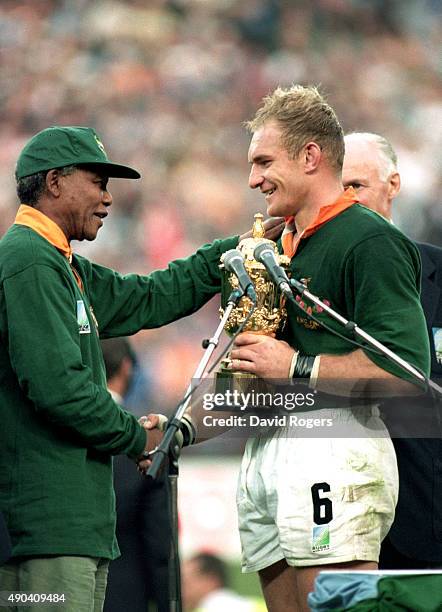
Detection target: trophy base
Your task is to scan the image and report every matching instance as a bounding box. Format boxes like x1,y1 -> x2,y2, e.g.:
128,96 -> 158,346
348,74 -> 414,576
215,356 -> 270,407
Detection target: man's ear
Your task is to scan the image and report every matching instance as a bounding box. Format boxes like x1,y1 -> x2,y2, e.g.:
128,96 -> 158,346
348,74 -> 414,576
303,142 -> 322,173
45,169 -> 62,197
388,171 -> 401,200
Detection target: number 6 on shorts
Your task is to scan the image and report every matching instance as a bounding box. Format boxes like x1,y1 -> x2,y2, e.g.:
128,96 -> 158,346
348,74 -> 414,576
311,482 -> 333,525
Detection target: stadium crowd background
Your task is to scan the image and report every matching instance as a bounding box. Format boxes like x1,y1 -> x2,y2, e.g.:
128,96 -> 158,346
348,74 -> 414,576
0,0 -> 440,414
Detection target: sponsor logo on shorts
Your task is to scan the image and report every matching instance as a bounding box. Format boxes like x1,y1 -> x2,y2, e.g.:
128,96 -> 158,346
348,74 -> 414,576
311,525 -> 330,552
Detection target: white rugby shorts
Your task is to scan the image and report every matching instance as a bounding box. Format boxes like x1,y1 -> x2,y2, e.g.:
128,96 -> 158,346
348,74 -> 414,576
237,408 -> 398,571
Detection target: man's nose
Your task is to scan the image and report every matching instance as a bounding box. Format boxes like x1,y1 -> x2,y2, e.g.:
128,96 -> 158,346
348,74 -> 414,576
248,165 -> 263,189
103,190 -> 112,206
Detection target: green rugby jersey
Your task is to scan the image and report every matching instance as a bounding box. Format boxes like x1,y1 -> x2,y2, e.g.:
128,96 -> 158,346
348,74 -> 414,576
280,204 -> 430,380
0,222 -> 237,559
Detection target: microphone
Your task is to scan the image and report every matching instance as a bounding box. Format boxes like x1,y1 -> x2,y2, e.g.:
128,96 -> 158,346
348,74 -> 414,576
222,249 -> 257,302
253,242 -> 294,302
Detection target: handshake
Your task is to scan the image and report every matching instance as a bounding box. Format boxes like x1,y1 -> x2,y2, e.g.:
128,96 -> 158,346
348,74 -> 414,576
136,413 -> 196,474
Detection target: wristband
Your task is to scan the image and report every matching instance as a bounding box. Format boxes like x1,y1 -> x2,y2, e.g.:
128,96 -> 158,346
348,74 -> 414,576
291,354 -> 321,389
309,356 -> 321,389
180,414 -> 197,446
292,354 -> 316,379
164,414 -> 197,447
288,351 -> 299,378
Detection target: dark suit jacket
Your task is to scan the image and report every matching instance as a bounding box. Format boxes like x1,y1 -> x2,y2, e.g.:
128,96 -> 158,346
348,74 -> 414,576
104,456 -> 171,612
384,242 -> 442,562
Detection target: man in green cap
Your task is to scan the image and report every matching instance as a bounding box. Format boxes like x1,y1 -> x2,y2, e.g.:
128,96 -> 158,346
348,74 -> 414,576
0,126 -> 257,611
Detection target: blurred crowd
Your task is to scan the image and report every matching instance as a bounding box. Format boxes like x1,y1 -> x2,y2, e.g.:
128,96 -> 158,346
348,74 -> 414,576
0,0 -> 440,414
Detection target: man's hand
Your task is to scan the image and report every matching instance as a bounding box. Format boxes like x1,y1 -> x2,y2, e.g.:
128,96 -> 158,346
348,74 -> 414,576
229,333 -> 295,379
239,217 -> 285,242
137,414 -> 167,474
136,413 -> 194,474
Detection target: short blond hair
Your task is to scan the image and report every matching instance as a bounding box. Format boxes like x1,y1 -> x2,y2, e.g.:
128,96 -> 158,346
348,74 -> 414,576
245,85 -> 344,172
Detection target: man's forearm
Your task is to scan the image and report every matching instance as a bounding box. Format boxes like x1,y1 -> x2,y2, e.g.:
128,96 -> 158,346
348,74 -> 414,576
316,348 -> 418,396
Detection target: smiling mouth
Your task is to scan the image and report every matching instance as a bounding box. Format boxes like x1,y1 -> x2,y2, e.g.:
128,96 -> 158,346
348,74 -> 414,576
264,188 -> 275,197
94,212 -> 107,219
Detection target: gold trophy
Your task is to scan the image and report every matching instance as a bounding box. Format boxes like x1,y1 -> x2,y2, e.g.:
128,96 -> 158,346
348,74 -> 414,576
218,213 -> 290,383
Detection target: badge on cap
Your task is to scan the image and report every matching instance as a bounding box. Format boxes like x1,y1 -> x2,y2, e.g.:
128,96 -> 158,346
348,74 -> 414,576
94,134 -> 106,155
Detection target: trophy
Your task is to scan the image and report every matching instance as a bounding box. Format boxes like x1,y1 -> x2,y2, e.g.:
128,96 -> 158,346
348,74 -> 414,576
217,213 -> 290,384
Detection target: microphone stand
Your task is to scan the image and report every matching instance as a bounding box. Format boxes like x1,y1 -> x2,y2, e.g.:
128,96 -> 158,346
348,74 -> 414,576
146,288 -> 253,612
288,277 -> 442,399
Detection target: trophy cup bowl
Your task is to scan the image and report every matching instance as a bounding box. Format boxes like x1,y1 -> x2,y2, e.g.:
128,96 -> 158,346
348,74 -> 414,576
219,213 -> 290,337
216,213 -> 290,397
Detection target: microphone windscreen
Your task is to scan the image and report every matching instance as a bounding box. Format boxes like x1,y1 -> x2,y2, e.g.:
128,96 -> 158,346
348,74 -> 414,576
253,241 -> 274,263
222,249 -> 244,271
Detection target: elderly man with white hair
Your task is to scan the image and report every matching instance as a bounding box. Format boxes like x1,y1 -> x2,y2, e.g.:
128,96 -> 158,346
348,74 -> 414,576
343,131 -> 442,569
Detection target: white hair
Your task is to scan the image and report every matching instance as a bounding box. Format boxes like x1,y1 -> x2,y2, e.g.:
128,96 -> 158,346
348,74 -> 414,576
345,132 -> 398,181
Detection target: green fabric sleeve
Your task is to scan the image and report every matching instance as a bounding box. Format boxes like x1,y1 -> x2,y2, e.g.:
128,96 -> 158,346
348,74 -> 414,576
82,236 -> 239,337
4,264 -> 146,458
344,233 -> 430,380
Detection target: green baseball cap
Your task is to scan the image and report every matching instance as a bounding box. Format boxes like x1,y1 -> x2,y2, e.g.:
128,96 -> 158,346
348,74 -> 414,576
15,126 -> 141,180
